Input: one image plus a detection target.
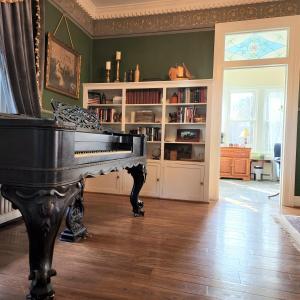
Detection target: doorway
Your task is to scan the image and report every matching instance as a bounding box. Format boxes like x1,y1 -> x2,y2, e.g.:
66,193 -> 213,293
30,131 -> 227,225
209,16 -> 300,207
220,66 -> 286,209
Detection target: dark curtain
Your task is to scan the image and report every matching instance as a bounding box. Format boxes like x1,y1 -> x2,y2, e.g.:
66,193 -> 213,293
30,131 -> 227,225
0,0 -> 45,117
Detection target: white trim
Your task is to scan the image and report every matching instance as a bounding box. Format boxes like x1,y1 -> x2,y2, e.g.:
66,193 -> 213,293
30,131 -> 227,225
212,16 -> 300,206
75,0 -> 280,20
0,210 -> 21,225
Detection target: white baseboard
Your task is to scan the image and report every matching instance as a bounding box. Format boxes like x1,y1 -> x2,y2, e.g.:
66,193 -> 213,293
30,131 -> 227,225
0,210 -> 21,225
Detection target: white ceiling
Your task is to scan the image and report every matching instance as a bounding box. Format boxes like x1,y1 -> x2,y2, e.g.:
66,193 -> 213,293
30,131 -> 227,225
76,0 -> 280,20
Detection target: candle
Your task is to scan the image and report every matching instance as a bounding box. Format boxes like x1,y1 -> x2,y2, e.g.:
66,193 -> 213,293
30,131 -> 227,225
116,51 -> 121,60
106,61 -> 111,70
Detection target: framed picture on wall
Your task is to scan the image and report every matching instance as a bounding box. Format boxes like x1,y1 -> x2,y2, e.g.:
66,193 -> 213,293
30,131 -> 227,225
45,33 -> 81,99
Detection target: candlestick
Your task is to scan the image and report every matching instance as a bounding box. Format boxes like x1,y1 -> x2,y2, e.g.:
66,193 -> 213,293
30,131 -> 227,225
106,69 -> 110,83
106,61 -> 111,70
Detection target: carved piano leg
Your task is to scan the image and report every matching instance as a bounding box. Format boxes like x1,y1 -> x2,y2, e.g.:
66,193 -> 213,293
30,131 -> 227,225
60,180 -> 87,242
1,184 -> 80,300
127,164 -> 147,217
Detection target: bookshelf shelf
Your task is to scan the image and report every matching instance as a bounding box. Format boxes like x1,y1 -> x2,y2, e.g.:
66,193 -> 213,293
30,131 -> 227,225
147,141 -> 161,144
126,122 -> 161,125
88,104 -> 122,107
165,122 -> 206,125
166,103 -> 207,106
164,141 -> 205,144
126,104 -> 162,107
83,79 -> 212,203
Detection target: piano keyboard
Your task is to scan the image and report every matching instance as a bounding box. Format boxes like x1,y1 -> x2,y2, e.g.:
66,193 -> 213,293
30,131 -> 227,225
75,150 -> 132,158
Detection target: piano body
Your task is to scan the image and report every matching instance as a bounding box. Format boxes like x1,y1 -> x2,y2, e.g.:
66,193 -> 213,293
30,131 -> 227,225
0,103 -> 147,300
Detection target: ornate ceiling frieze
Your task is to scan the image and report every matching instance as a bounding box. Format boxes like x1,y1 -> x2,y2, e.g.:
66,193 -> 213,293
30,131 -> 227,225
75,0 -> 282,20
49,0 -> 299,38
94,0 -> 300,37
48,0 -> 94,36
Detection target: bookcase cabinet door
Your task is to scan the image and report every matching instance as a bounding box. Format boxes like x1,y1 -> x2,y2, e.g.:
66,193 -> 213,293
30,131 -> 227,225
122,163 -> 161,198
162,164 -> 204,201
85,172 -> 121,194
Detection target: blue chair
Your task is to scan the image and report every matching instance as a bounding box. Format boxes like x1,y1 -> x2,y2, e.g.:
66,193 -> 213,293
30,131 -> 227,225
268,143 -> 281,198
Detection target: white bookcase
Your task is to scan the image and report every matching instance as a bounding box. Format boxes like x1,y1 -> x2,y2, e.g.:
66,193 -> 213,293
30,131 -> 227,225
82,80 -> 212,202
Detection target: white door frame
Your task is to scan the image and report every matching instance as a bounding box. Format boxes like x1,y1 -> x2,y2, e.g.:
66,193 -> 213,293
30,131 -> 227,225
209,16 -> 300,207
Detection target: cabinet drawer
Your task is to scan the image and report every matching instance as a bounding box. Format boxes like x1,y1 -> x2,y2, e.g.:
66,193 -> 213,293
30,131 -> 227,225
221,147 -> 251,158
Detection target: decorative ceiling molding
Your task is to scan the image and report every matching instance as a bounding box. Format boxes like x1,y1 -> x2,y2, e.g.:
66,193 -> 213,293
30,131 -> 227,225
49,0 -> 300,38
76,0 -> 281,20
94,0 -> 300,38
49,0 -> 94,36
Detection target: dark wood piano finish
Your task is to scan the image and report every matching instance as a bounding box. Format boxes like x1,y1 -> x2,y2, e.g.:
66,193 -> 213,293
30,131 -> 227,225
0,104 -> 147,300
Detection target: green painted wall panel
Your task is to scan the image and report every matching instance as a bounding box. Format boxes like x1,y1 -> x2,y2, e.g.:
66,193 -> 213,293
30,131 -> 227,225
42,1 -> 93,111
92,31 -> 214,82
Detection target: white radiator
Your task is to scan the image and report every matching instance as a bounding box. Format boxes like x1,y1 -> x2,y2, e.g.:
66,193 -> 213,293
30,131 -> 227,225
0,194 -> 21,225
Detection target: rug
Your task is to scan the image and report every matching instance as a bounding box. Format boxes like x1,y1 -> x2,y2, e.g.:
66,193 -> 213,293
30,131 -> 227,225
275,214 -> 300,251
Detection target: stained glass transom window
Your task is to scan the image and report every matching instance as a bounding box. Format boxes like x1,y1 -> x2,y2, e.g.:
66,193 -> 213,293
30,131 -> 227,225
225,29 -> 288,61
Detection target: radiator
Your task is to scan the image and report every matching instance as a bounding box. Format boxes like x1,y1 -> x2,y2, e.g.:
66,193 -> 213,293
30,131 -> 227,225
0,193 -> 21,225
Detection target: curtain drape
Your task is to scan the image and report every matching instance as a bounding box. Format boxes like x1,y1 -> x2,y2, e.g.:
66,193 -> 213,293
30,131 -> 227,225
0,0 -> 44,117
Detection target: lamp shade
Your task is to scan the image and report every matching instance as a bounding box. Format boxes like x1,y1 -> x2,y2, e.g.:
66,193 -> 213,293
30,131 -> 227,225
240,128 -> 249,138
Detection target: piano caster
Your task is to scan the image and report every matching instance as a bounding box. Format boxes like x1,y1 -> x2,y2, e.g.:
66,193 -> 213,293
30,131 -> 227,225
26,292 -> 55,300
60,180 -> 87,242
133,199 -> 145,217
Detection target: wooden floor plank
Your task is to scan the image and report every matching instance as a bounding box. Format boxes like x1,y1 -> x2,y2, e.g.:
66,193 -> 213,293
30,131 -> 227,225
0,193 -> 300,299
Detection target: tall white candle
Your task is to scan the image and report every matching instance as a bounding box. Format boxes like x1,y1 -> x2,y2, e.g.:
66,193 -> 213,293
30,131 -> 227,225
106,61 -> 111,70
116,51 -> 121,60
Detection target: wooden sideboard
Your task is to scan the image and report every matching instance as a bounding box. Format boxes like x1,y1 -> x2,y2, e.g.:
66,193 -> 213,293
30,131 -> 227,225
220,147 -> 251,180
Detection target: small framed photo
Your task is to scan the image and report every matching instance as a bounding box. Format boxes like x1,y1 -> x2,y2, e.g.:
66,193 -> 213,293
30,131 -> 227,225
176,129 -> 200,142
45,33 -> 81,99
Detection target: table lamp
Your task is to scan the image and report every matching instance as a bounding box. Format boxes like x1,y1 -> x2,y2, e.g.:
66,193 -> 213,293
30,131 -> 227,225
240,128 -> 249,145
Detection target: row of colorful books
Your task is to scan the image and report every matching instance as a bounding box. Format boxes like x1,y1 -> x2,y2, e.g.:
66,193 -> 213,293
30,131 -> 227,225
177,87 -> 207,103
87,92 -> 107,105
90,108 -> 121,123
169,107 -> 206,123
126,89 -> 162,104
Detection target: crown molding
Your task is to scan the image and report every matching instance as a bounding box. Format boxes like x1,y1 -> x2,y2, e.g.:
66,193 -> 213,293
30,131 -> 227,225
76,0 -> 281,20
49,0 -> 94,37
49,0 -> 299,38
93,0 -> 300,38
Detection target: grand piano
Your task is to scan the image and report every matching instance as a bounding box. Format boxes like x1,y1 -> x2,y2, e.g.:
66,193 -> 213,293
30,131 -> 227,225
0,102 -> 147,300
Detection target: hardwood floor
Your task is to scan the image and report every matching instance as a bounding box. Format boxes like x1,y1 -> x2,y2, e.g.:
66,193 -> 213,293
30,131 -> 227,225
1,193 -> 300,299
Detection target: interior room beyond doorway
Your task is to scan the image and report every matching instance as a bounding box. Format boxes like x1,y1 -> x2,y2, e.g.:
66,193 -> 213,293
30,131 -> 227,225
220,66 -> 286,208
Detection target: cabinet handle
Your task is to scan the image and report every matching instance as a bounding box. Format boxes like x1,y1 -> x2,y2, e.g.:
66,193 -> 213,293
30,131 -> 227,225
200,182 -> 204,185
156,178 -> 160,182
117,175 -> 120,179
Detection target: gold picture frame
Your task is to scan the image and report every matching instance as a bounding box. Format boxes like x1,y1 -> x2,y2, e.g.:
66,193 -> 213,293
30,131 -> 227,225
45,33 -> 81,99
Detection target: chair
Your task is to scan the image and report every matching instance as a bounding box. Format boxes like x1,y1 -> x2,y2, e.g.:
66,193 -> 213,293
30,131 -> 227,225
268,143 -> 281,198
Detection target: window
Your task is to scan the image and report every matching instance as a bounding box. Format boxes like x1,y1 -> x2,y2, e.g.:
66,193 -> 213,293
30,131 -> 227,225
224,29 -> 288,61
222,89 -> 284,156
226,91 -> 256,146
0,53 -> 16,113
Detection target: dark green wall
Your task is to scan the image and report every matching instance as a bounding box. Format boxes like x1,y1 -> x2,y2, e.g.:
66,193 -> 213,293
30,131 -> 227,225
42,1 -> 93,111
92,31 -> 214,82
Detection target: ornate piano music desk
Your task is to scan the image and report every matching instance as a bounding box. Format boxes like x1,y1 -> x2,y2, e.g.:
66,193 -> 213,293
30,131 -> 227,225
0,103 -> 147,300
